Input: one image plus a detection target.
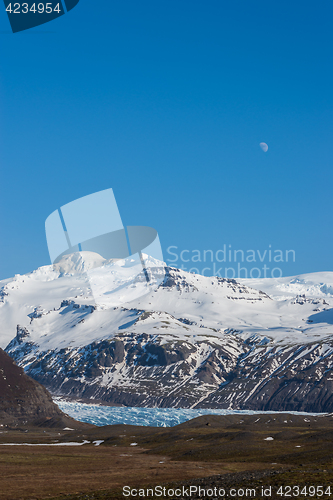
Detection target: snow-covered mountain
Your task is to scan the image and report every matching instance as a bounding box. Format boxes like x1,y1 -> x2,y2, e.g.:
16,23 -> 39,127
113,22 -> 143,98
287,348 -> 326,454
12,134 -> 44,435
1,254 -> 333,412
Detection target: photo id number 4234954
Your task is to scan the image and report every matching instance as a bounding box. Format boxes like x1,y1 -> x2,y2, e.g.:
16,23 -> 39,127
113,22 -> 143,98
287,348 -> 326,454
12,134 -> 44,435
6,3 -> 61,13
276,486 -> 333,497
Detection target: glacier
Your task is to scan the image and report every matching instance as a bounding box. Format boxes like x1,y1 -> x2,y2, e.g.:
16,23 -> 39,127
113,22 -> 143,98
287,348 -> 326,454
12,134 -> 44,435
53,398 -> 326,427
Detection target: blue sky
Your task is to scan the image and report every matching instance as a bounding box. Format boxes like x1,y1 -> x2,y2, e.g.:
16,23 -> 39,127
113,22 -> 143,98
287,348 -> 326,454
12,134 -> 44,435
0,0 -> 332,279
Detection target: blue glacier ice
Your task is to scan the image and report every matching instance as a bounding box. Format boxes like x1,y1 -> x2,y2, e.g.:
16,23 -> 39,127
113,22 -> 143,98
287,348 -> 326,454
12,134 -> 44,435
53,398 -> 325,427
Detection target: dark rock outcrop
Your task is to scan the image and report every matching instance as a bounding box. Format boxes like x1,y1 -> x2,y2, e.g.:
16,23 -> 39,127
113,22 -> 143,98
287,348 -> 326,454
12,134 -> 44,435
0,348 -> 89,428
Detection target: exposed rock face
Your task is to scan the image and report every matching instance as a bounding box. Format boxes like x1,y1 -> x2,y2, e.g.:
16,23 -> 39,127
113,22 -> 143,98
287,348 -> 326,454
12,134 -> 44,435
0,348 -> 87,427
198,341 -> 333,412
6,331 -> 333,413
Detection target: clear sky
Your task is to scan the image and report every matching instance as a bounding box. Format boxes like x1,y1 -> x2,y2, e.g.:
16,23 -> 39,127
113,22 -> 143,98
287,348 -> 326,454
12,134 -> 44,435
0,0 -> 332,280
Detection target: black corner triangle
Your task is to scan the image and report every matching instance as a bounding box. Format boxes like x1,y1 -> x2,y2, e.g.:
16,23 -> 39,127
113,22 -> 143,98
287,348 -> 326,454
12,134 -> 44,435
63,0 -> 80,12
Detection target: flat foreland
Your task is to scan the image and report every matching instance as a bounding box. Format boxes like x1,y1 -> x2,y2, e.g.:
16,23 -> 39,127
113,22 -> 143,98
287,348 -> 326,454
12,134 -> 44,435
1,412 -> 333,499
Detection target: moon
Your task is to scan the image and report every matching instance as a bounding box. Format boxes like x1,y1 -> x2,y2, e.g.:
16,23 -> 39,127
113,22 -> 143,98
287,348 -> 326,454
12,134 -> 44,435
260,142 -> 268,152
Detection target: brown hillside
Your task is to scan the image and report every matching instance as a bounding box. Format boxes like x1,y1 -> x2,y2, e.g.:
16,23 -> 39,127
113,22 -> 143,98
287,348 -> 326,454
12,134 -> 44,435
0,348 -> 90,428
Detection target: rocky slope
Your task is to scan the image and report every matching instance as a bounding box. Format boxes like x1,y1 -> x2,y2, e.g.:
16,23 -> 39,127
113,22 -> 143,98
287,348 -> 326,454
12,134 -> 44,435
6,325 -> 333,412
1,259 -> 333,412
0,347 -> 88,427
